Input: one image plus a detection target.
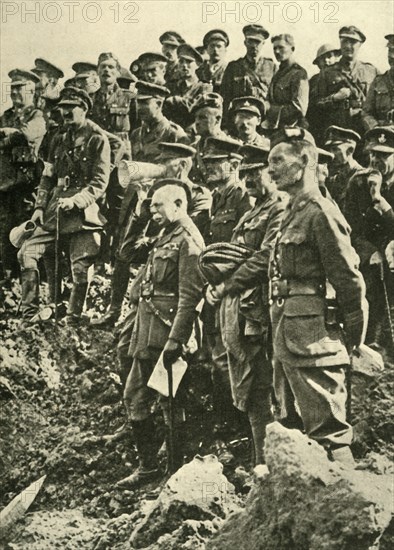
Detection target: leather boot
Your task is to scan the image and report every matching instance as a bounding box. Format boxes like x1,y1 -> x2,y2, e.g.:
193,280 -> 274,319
20,268 -> 40,318
43,256 -> 62,306
90,259 -> 130,327
116,417 -> 161,489
165,423 -> 186,475
64,282 -> 88,325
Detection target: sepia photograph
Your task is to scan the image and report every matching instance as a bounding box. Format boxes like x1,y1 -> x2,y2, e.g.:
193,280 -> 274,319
0,0 -> 393,548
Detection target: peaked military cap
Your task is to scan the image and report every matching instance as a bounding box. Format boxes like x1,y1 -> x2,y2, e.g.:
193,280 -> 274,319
135,80 -> 170,99
34,58 -> 64,78
97,52 -> 121,68
64,78 -> 76,88
139,52 -> 168,66
317,148 -> 334,164
191,92 -> 223,114
58,86 -> 93,110
271,33 -> 295,47
325,125 -> 361,145
150,178 -> 192,206
158,142 -> 196,160
385,34 -> 394,45
203,137 -> 243,160
313,43 -> 341,65
239,144 -> 270,171
365,126 -> 394,153
72,61 -> 97,75
339,26 -> 366,43
243,24 -> 269,41
117,67 -> 137,89
9,69 -> 40,86
203,29 -> 230,48
270,126 -> 316,148
229,96 -> 265,117
159,31 -> 185,46
177,44 -> 203,65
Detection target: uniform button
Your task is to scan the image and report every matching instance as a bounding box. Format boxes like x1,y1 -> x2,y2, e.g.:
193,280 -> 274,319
142,280 -> 145,284
169,308 -> 174,313
269,299 -> 273,306
154,247 -> 157,251
276,254 -> 280,260
211,215 -> 215,220
139,297 -> 143,302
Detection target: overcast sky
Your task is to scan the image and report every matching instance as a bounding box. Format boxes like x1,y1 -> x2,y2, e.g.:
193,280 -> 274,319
1,0 -> 392,113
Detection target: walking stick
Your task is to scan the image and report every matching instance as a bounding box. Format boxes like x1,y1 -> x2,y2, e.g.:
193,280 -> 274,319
379,261 -> 394,345
54,205 -> 61,326
346,350 -> 353,423
167,361 -> 175,475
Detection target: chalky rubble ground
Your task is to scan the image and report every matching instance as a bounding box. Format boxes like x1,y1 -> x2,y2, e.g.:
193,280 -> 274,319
0,277 -> 393,549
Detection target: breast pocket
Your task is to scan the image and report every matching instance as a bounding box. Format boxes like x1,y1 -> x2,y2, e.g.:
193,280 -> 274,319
278,229 -> 312,279
109,106 -> 129,131
283,296 -> 343,358
211,210 -> 237,239
153,248 -> 178,284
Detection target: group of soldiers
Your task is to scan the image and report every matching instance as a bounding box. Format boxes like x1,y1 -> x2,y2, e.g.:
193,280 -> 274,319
1,23 -> 393,486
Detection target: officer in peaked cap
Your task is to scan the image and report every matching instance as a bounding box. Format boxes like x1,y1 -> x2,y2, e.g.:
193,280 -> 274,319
221,24 -> 276,127
323,125 -> 363,212
17,83 -> 111,324
268,126 -> 367,467
0,68 -> 45,281
197,29 -> 229,93
33,58 -> 64,103
316,25 -> 378,137
72,61 -> 100,95
344,125 -> 394,347
34,58 -> 64,79
138,52 -> 168,87
230,96 -> 268,147
159,31 -> 185,92
362,34 -> 394,130
200,135 -> 251,464
211,140 -> 287,465
166,45 -> 212,128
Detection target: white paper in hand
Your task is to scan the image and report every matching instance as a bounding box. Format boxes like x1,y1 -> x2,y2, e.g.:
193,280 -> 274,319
147,352 -> 188,397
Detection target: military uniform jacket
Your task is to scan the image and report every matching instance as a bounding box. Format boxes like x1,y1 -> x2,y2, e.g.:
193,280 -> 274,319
266,60 -> 309,129
0,105 -> 46,192
196,60 -> 228,93
128,216 -> 205,357
165,61 -> 183,94
316,58 -> 378,133
90,83 -> 134,154
35,119 -> 111,232
362,70 -> 394,130
130,116 -> 186,162
220,56 -> 276,116
208,183 -> 251,244
269,190 -> 366,368
344,171 -> 394,264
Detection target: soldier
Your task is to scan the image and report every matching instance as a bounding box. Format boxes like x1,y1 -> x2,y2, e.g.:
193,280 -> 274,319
229,96 -> 269,147
208,144 -> 287,464
72,62 -> 100,95
265,34 -> 309,129
137,52 -> 168,87
116,179 -> 205,487
362,34 -> 394,130
0,69 -> 46,281
91,82 -> 186,327
165,44 -> 212,128
117,68 -> 137,91
316,26 -> 379,136
159,31 -> 185,93
202,137 -> 251,459
316,147 -> 335,199
220,25 -> 276,124
90,52 -> 134,266
186,92 -> 227,184
268,127 -> 368,466
308,44 -> 341,143
32,58 -> 64,105
324,126 -> 363,212
196,29 -> 229,93
345,126 -> 394,347
17,87 -> 110,323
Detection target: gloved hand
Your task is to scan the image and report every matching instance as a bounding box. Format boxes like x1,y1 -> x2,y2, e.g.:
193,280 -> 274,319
31,208 -> 44,225
163,339 -> 182,371
333,87 -> 351,101
58,197 -> 75,211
